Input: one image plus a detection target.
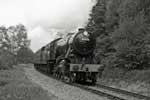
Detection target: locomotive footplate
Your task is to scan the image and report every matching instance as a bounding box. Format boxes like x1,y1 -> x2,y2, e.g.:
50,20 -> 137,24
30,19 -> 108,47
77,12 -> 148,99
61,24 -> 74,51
69,64 -> 102,83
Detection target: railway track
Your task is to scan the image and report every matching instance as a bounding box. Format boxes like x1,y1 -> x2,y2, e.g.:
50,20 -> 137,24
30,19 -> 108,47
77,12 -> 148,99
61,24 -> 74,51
70,83 -> 126,100
70,82 -> 150,100
96,84 -> 150,100
54,79 -> 126,100
36,69 -> 150,100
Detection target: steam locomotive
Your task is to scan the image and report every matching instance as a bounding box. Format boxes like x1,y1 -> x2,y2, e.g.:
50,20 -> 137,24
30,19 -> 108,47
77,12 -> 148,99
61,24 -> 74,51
34,28 -> 103,84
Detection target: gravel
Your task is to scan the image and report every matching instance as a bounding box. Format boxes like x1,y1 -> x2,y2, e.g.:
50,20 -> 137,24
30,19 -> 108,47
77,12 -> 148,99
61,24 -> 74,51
24,65 -> 108,100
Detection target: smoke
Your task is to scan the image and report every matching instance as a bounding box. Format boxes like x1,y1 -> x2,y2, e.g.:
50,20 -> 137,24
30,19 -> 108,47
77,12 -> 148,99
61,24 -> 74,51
0,0 -> 96,51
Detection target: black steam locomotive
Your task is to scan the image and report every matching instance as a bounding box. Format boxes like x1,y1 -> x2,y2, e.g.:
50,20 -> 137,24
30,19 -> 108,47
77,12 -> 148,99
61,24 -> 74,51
34,28 -> 103,84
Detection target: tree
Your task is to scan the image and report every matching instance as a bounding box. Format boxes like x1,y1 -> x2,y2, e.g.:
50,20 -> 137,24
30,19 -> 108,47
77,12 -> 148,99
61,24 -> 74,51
16,24 -> 30,48
112,2 -> 150,69
86,0 -> 150,69
0,26 -> 11,50
0,24 -> 32,67
17,47 -> 34,63
86,0 -> 115,64
7,24 -> 31,54
86,0 -> 106,37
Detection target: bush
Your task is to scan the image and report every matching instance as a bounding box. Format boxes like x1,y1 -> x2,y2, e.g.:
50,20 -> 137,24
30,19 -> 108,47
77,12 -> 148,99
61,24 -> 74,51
93,0 -> 150,70
124,69 -> 150,84
101,66 -> 150,84
0,50 -> 17,70
101,67 -> 127,80
17,47 -> 34,64
112,13 -> 150,69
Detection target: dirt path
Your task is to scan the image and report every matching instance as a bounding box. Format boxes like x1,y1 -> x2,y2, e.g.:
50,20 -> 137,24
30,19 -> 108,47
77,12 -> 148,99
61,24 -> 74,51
24,64 -> 108,100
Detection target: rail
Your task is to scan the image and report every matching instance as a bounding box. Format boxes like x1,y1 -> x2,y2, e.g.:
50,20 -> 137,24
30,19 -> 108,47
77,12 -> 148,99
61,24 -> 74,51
96,84 -> 150,100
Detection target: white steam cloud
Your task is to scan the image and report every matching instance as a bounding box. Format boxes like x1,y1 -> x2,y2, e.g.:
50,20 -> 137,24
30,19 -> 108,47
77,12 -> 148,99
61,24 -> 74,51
0,0 -> 95,51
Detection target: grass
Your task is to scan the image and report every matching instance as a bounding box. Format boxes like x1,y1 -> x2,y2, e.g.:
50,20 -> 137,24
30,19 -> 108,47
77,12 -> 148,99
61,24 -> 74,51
98,67 -> 150,96
0,66 -> 57,100
100,67 -> 150,84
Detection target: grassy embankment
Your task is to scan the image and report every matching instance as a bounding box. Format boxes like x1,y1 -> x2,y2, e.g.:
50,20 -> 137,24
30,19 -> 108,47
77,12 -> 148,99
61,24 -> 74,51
0,65 -> 57,100
98,67 -> 150,96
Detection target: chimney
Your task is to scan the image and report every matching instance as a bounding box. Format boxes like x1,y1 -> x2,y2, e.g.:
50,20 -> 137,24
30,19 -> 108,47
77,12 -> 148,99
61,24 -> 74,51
78,28 -> 85,33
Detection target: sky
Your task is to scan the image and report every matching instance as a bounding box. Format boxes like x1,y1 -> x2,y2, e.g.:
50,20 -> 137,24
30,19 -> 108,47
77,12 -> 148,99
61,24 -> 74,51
0,0 -> 95,52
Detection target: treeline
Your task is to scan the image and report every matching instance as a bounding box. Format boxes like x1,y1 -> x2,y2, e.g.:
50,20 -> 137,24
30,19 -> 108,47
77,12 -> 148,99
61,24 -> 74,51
0,24 -> 34,69
86,0 -> 150,70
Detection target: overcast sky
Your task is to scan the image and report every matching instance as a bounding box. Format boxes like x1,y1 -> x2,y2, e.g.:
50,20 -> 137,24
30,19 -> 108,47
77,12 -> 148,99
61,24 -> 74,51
0,0 -> 95,51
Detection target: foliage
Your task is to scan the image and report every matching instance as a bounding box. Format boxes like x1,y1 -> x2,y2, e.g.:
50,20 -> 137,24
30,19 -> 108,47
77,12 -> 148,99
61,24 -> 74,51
102,67 -> 127,80
0,50 -> 16,70
86,0 -> 106,37
113,14 -> 150,69
0,24 -> 33,69
86,0 -> 114,65
0,26 -> 10,50
7,24 -> 30,53
123,69 -> 150,83
17,47 -> 34,63
86,0 -> 150,70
